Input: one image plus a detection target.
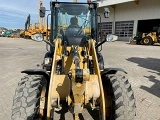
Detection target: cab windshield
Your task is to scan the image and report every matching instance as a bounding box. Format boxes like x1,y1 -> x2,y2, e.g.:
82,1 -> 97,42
52,2 -> 97,41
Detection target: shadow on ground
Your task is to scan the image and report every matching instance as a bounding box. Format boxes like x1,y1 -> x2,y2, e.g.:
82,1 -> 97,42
140,75 -> 160,98
127,57 -> 160,73
127,57 -> 160,98
54,103 -> 100,120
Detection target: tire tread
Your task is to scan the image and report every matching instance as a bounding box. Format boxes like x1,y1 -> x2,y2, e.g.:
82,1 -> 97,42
12,75 -> 45,120
107,74 -> 136,120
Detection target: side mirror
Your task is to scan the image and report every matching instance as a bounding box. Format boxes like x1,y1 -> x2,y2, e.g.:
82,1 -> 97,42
106,34 -> 118,42
31,33 -> 44,42
104,7 -> 110,18
95,34 -> 118,49
40,7 -> 46,18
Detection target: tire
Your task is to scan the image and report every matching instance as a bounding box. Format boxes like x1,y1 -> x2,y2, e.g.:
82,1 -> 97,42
102,74 -> 136,120
142,36 -> 153,45
12,75 -> 47,120
97,53 -> 104,70
151,42 -> 154,45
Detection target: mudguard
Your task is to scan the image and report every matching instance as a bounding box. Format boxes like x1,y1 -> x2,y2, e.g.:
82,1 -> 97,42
101,68 -> 127,76
21,69 -> 50,80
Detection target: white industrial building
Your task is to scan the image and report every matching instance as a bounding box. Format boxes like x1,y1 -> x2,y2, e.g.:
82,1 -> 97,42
97,0 -> 160,40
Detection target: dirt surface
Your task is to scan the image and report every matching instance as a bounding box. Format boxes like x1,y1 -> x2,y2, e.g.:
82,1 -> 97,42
0,37 -> 160,120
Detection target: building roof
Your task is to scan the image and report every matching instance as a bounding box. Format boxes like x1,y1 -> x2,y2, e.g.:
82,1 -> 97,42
97,0 -> 137,7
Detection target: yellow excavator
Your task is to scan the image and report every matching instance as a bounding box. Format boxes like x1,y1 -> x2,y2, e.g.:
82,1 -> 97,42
11,1 -> 136,120
24,0 -> 49,39
24,14 -> 32,38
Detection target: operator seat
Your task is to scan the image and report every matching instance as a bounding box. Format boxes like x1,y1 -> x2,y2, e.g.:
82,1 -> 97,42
64,17 -> 86,46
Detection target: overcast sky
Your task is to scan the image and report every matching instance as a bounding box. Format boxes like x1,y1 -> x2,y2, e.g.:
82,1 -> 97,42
0,0 -> 89,29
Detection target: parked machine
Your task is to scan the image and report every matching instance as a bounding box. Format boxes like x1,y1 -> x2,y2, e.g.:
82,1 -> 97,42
24,14 -> 31,38
135,26 -> 160,45
0,28 -> 7,37
0,29 -> 12,37
24,0 -> 49,39
0,30 -> 5,37
11,1 -> 136,120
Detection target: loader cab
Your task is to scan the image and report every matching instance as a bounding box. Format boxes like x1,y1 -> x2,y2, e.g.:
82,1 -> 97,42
50,2 -> 98,48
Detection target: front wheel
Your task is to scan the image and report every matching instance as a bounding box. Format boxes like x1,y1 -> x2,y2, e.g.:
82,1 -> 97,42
142,36 -> 153,45
102,74 -> 136,120
11,75 -> 47,120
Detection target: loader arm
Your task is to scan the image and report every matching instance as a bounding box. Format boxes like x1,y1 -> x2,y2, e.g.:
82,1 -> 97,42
46,39 -> 106,120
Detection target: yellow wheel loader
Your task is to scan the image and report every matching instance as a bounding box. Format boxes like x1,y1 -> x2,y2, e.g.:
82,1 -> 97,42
141,32 -> 159,45
11,1 -> 136,120
135,27 -> 160,45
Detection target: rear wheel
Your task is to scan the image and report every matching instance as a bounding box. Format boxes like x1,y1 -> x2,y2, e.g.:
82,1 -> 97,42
12,75 -> 47,120
142,36 -> 153,45
102,74 -> 136,120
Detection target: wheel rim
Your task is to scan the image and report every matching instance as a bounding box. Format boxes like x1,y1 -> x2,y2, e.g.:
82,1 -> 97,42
144,38 -> 149,44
